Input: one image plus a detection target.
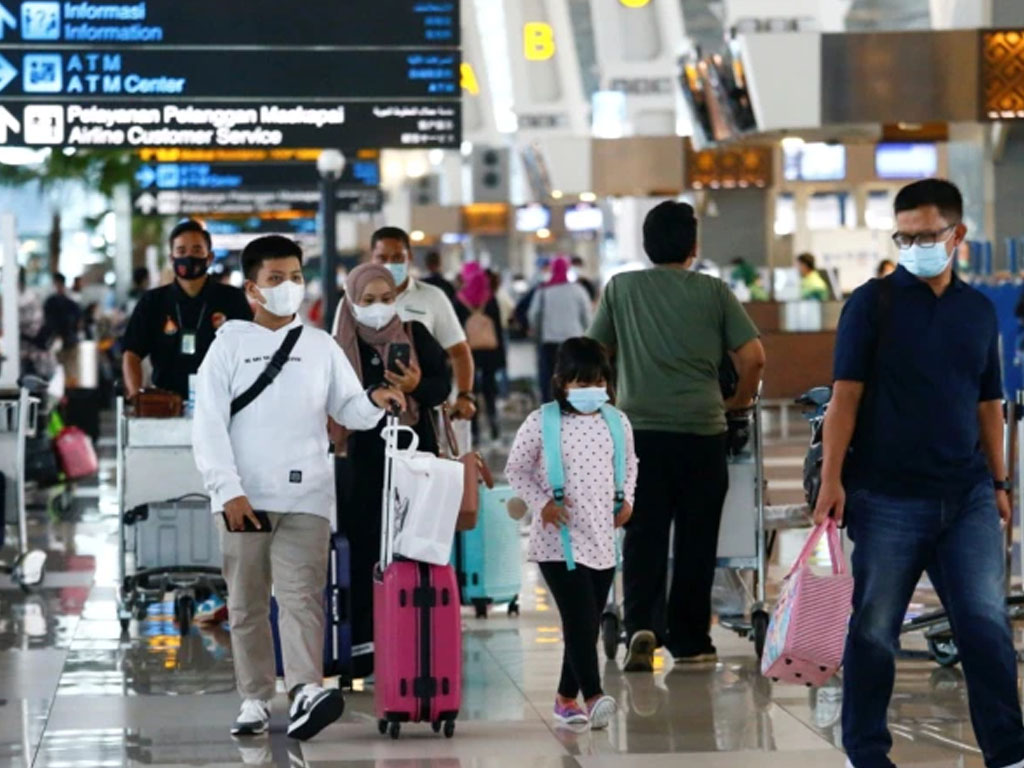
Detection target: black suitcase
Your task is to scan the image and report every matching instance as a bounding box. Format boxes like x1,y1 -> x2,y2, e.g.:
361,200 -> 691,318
63,388 -> 101,445
25,435 -> 60,487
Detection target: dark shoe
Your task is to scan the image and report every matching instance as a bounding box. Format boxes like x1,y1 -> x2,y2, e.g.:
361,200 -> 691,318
287,684 -> 344,741
623,630 -> 657,672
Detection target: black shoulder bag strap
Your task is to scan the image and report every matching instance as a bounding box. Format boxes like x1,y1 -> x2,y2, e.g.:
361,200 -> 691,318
230,326 -> 303,418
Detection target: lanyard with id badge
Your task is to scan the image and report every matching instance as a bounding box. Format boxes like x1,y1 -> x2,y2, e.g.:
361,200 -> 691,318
176,301 -> 207,357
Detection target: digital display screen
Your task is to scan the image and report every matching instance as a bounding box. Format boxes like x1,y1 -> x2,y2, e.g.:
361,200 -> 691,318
875,143 -> 938,180
516,205 -> 550,233
564,204 -> 603,232
784,143 -> 846,182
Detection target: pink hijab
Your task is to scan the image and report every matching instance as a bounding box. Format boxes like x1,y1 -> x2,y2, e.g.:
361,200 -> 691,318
457,263 -> 492,308
547,255 -> 571,286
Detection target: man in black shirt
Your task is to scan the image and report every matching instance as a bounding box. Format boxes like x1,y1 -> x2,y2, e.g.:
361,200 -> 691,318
421,250 -> 456,305
43,272 -> 82,350
122,219 -> 252,400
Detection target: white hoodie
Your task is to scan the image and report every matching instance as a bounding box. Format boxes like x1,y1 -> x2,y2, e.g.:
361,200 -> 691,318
192,317 -> 382,521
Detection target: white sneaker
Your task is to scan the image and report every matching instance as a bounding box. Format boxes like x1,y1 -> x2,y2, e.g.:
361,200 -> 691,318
287,684 -> 344,741
231,699 -> 271,737
587,695 -> 617,730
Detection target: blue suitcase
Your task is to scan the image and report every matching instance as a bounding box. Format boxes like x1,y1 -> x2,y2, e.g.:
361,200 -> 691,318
271,533 -> 352,683
453,485 -> 523,618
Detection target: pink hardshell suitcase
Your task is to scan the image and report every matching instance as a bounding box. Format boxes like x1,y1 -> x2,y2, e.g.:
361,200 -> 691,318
55,426 -> 98,480
374,417 -> 462,739
761,519 -> 853,687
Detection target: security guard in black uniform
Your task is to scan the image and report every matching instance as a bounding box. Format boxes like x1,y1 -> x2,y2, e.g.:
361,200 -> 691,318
122,219 -> 252,400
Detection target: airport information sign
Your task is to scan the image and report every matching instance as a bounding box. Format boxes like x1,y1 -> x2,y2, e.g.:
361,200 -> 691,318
0,1 -> 461,148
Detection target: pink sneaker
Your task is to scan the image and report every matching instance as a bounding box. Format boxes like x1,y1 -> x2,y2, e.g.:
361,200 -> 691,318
553,699 -> 589,727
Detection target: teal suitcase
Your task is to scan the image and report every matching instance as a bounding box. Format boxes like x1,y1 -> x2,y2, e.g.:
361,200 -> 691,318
453,485 -> 523,618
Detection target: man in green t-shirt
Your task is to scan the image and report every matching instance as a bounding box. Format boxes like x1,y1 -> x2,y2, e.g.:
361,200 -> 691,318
588,201 -> 765,672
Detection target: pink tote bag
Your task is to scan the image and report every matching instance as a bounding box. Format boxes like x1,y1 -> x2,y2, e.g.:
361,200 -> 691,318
761,519 -> 854,687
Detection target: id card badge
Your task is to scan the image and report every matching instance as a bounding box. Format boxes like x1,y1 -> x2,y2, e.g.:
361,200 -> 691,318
181,332 -> 197,356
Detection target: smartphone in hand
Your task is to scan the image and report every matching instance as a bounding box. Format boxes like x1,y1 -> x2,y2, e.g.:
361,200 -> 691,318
222,510 -> 272,533
387,343 -> 412,374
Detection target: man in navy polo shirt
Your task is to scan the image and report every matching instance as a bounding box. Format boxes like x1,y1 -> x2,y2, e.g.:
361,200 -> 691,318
815,178 -> 1024,768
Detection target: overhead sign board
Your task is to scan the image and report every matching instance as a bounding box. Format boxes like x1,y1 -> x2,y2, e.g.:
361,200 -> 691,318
133,187 -> 384,217
1,101 -> 459,148
11,1 -> 456,46
0,0 -> 461,148
132,160 -> 381,191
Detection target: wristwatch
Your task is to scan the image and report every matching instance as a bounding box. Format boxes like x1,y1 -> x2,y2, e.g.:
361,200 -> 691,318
456,391 -> 477,405
994,478 -> 1013,493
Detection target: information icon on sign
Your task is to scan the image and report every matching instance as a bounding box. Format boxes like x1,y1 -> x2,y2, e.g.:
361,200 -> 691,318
24,104 -> 63,144
21,2 -> 61,41
24,53 -> 62,93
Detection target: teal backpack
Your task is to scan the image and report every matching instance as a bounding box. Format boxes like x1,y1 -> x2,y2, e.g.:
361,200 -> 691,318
540,401 -> 627,571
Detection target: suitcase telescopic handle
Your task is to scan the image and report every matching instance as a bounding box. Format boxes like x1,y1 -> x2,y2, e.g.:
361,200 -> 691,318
379,415 -> 401,569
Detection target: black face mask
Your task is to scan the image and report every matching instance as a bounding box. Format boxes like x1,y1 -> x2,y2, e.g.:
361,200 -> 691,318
173,256 -> 209,281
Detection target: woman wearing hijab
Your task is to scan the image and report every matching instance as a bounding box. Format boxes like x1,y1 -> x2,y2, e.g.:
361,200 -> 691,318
527,255 -> 593,401
332,263 -> 451,679
454,262 -> 507,442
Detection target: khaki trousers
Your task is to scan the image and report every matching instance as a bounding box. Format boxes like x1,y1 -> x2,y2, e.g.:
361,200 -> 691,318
218,512 -> 330,701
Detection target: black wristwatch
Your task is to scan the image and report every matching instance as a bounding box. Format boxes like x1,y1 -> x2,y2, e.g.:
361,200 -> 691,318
457,391 -> 477,405
994,478 -> 1013,493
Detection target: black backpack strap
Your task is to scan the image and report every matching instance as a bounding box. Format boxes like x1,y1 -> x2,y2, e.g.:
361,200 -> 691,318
230,326 -> 303,418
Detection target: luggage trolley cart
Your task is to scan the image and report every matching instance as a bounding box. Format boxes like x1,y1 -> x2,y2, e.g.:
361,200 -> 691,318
116,397 -> 224,635
0,388 -> 47,588
600,400 -> 774,660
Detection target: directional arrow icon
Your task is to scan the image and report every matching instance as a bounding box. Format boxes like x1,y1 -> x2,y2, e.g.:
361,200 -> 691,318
135,193 -> 157,215
135,165 -> 156,189
0,54 -> 16,93
0,5 -> 15,41
0,106 -> 19,143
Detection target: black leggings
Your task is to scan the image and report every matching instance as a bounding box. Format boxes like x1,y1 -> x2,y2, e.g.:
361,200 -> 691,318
539,561 -> 615,700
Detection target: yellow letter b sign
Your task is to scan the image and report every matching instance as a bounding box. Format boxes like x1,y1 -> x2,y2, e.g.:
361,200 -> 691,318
524,22 -> 555,61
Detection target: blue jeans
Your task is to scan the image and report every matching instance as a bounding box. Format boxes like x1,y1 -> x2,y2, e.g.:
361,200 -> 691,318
843,482 -> 1024,768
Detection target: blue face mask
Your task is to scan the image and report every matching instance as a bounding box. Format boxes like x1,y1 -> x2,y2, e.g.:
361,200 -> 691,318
900,243 -> 952,279
566,387 -> 609,414
385,262 -> 409,286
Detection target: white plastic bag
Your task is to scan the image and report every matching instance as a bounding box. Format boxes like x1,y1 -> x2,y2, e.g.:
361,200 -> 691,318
383,424 -> 464,566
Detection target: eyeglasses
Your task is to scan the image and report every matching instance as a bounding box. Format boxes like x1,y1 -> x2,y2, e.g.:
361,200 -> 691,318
891,224 -> 956,250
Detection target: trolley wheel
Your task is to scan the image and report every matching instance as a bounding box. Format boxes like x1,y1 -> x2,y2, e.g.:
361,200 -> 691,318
443,719 -> 455,738
507,597 -> 520,617
175,595 -> 194,636
752,609 -> 770,661
388,722 -> 401,740
601,612 -> 621,661
431,720 -> 442,734
473,599 -> 488,619
378,720 -> 388,736
928,636 -> 960,668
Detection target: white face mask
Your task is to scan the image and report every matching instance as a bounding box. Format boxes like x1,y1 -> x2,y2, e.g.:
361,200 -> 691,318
256,281 -> 304,317
351,301 -> 397,330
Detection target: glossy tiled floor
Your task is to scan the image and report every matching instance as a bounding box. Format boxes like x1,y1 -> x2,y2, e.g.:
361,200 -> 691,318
0,434 -> 1018,767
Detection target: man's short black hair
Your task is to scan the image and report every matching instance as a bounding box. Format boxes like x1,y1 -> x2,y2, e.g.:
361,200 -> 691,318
52,271 -> 66,287
424,250 -> 442,270
132,266 -> 150,286
552,337 -> 615,410
169,219 -> 212,251
371,226 -> 412,253
241,235 -> 303,281
894,178 -> 963,223
643,201 -> 698,265
797,253 -> 817,271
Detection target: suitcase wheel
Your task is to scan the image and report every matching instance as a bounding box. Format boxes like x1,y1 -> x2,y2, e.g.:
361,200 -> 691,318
431,720 -> 442,734
387,722 -> 401,739
444,719 -> 455,739
508,597 -> 520,617
473,599 -> 488,619
377,720 -> 388,736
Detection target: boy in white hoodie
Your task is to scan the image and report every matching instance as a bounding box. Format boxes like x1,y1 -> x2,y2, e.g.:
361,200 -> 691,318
193,235 -> 404,741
